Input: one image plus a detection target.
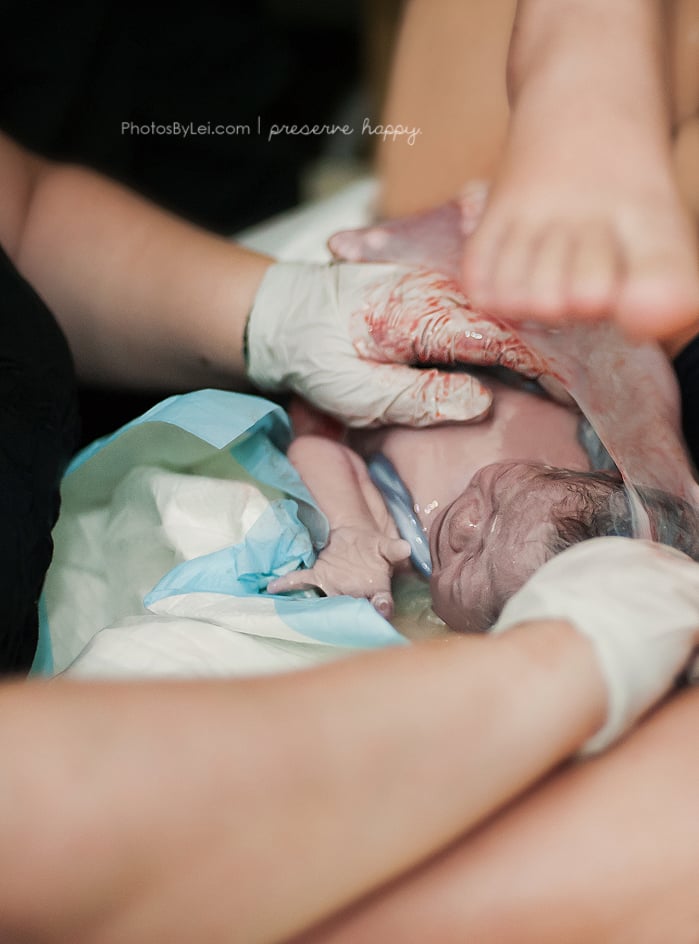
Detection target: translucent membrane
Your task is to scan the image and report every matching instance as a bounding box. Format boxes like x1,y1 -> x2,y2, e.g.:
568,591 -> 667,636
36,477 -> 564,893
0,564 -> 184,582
329,191 -> 699,539
509,320 -> 698,539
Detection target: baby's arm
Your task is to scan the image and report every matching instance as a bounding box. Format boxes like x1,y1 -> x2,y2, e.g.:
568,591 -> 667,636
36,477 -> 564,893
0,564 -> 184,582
268,435 -> 410,619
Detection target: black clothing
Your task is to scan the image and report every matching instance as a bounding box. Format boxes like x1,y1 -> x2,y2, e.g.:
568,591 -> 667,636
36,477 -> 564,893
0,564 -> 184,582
1,0 -> 359,443
673,335 -> 699,473
1,1 -> 359,234
0,248 -> 79,673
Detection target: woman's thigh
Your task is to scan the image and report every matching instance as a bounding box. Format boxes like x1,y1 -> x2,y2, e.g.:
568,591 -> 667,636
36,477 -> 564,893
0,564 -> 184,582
297,687 -> 699,944
377,0 -> 516,216
0,248 -> 79,672
379,0 -> 699,217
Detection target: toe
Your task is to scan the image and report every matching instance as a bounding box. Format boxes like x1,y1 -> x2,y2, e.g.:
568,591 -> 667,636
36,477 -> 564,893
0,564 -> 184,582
522,224 -> 574,322
567,222 -> 621,319
615,219 -> 699,340
462,221 -> 504,312
617,264 -> 699,340
489,222 -> 539,319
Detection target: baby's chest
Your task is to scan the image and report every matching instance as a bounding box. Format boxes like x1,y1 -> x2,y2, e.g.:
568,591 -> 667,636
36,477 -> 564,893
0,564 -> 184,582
351,382 -> 588,512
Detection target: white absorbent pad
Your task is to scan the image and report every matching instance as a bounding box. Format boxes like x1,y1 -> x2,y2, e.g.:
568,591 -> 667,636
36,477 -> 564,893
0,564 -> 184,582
236,178 -> 376,261
41,390 -> 406,679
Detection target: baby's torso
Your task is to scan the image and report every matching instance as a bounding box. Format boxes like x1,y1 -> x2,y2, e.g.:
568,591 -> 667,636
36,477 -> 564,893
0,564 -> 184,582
351,379 -> 588,528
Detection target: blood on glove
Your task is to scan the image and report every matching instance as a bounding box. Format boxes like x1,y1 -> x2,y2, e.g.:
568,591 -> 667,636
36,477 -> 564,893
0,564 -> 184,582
246,261 -> 548,428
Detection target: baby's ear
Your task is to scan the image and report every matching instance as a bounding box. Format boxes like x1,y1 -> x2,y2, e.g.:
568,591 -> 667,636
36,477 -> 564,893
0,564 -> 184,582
523,519 -> 561,572
495,526 -> 559,625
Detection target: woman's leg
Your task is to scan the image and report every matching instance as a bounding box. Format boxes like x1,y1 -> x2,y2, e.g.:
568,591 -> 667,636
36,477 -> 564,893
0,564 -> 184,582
380,0 -> 699,340
294,686 -> 699,944
380,0 -> 699,210
463,0 -> 699,337
377,0 -> 516,217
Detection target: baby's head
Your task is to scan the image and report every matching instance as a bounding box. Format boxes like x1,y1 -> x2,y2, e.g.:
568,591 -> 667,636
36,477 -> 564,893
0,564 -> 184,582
429,460 -> 699,633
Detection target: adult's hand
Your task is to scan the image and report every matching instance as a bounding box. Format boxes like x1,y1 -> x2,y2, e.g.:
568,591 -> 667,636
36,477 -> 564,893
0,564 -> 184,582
246,261 -> 548,427
492,536 -> 699,754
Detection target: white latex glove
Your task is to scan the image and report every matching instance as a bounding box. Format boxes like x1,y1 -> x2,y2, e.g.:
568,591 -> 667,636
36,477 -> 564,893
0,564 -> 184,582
491,537 -> 699,754
246,262 -> 548,427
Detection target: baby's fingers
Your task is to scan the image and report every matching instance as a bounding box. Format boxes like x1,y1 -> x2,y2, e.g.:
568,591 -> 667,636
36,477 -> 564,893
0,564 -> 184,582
370,591 -> 395,621
381,537 -> 412,565
368,539 -> 410,620
267,568 -> 319,595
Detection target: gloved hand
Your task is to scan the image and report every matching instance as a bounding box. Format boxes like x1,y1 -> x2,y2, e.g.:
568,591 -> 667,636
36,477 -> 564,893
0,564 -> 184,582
491,537 -> 699,754
246,262 -> 548,427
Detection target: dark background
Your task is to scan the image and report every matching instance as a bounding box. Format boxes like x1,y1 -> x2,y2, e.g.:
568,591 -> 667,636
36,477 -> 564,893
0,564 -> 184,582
1,0 -> 365,231
1,0 -> 395,444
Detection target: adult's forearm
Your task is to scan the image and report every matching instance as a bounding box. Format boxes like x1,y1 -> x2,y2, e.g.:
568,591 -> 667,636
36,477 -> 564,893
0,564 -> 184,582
297,686 -> 699,944
0,622 -> 604,944
10,146 -> 272,390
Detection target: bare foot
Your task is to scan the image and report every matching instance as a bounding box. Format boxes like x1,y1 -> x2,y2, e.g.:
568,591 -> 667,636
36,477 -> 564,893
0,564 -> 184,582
462,0 -> 699,342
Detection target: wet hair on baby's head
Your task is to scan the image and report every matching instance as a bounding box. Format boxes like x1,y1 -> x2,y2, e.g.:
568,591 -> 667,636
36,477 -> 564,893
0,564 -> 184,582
442,466 -> 699,637
540,467 -> 699,562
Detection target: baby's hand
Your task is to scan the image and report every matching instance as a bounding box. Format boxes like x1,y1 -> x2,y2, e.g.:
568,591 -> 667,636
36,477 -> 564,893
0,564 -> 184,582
267,527 -> 410,620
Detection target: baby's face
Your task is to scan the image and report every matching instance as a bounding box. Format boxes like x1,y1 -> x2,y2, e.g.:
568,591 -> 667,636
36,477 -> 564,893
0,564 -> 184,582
429,461 -> 572,632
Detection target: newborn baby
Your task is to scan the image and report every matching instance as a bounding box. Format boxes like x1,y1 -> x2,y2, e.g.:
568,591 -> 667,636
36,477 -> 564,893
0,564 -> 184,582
268,197 -> 699,633
269,378 -> 699,633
